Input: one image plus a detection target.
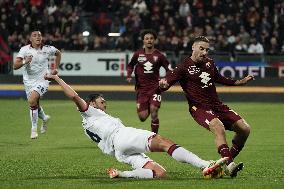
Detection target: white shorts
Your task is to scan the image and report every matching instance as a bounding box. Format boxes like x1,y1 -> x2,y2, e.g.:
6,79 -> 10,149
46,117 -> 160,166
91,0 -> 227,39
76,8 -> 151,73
24,80 -> 49,99
113,127 -> 156,169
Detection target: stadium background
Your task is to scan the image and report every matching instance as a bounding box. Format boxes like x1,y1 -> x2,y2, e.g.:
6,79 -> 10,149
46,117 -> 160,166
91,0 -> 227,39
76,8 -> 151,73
0,0 -> 283,101
0,1 -> 283,189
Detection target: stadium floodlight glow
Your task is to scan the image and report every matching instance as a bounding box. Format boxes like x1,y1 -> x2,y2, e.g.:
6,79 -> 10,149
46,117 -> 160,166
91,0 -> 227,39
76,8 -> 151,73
82,31 -> 90,37
108,32 -> 120,37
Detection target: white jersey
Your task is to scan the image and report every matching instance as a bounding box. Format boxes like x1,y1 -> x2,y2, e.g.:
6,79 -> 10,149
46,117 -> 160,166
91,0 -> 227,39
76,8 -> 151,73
80,105 -> 125,156
16,44 -> 58,86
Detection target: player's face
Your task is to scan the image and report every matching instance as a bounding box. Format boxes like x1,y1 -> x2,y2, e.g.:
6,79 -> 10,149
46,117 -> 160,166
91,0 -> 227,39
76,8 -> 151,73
143,34 -> 155,49
91,97 -> 107,111
192,41 -> 209,63
30,31 -> 42,46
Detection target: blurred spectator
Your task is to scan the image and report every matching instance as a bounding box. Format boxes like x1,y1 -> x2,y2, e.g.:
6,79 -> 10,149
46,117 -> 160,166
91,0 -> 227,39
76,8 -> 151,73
247,38 -> 264,54
0,0 -> 282,54
133,0 -> 147,14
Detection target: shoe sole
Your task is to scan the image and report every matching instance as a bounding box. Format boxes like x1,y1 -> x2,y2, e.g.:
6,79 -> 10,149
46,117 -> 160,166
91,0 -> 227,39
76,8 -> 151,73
230,162 -> 244,177
203,157 -> 229,176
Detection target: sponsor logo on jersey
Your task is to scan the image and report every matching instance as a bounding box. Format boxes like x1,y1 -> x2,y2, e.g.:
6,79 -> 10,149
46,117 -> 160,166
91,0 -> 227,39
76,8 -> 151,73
138,54 -> 147,62
187,65 -> 200,75
199,72 -> 212,88
143,61 -> 153,73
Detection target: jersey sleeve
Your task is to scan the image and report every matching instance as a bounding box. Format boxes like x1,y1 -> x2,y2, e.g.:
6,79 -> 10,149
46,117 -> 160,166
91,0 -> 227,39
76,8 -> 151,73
213,64 -> 236,85
16,47 -> 26,59
127,52 -> 138,78
48,45 -> 58,56
163,64 -> 184,90
80,105 -> 96,117
160,54 -> 172,72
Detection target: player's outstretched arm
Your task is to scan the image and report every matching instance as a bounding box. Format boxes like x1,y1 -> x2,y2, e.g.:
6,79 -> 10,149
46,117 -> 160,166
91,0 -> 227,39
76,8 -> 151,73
234,75 -> 255,86
44,74 -> 88,111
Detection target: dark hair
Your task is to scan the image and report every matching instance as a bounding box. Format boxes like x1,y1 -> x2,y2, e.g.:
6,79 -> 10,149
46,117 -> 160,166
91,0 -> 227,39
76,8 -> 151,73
85,93 -> 104,103
141,29 -> 157,40
193,36 -> 210,43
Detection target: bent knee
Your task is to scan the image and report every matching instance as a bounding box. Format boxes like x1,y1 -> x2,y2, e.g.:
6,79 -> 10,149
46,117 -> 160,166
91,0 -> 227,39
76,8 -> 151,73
155,169 -> 167,178
236,120 -> 251,136
241,123 -> 251,137
138,112 -> 149,122
139,116 -> 147,122
209,119 -> 225,134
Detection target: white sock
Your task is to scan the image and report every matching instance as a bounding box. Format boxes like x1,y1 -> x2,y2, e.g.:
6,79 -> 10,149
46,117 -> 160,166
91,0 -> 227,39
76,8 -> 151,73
171,147 -> 209,169
38,106 -> 47,121
30,106 -> 38,131
118,168 -> 154,179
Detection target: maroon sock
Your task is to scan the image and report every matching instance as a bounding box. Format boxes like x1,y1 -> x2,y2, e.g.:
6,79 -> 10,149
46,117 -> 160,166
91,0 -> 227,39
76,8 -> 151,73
218,144 -> 233,165
30,105 -> 38,110
230,142 -> 244,159
167,144 -> 181,156
151,119 -> 159,133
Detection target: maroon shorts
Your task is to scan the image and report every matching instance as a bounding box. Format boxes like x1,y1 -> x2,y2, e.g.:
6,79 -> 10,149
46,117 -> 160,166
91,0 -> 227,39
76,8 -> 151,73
189,106 -> 242,131
136,88 -> 162,112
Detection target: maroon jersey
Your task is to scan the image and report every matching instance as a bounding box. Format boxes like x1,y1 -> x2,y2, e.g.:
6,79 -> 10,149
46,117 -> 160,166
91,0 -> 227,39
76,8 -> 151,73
127,48 -> 171,90
165,57 -> 236,110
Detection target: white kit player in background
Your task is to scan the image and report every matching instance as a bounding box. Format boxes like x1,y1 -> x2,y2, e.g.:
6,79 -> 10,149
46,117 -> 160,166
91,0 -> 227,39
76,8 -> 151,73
44,73 -> 228,179
13,29 -> 61,139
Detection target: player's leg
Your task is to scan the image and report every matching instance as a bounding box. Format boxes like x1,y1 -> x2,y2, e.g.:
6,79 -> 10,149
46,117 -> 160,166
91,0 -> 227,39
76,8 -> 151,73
190,107 -> 234,165
150,135 -> 227,176
27,91 -> 40,139
220,109 -> 251,159
208,118 -> 234,165
37,100 -> 50,134
149,104 -> 159,133
230,119 -> 250,158
136,91 -> 150,121
109,153 -> 166,179
150,135 -> 210,168
149,92 -> 162,133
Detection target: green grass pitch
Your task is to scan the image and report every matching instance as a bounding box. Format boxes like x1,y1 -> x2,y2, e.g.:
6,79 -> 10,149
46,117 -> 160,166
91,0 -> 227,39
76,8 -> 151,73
0,99 -> 283,189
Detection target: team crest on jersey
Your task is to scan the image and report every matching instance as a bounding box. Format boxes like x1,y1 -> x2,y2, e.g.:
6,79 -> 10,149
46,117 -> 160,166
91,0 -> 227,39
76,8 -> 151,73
138,54 -> 147,62
206,62 -> 211,68
137,103 -> 140,109
153,56 -> 158,62
187,65 -> 200,75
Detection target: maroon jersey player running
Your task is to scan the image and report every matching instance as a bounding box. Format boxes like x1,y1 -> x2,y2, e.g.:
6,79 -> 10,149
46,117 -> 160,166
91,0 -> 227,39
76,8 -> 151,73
159,36 -> 254,177
127,29 -> 172,134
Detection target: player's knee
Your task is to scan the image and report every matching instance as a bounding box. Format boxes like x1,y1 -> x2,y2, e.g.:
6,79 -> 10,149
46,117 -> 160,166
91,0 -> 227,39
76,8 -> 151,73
138,112 -> 149,122
242,124 -> 251,137
155,169 -> 167,178
236,120 -> 251,137
139,116 -> 147,122
209,119 -> 225,135
28,98 -> 38,106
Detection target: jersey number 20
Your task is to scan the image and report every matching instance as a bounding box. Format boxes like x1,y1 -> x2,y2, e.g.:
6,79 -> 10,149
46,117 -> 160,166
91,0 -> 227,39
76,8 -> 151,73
85,129 -> 102,143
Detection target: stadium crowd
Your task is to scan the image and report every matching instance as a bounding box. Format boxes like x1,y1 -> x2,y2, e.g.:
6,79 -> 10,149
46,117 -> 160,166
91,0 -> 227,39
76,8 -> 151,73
1,0 -> 284,54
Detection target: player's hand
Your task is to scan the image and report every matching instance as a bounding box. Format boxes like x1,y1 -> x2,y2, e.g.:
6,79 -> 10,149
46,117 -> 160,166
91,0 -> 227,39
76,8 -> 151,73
126,77 -> 132,83
51,69 -> 58,75
159,78 -> 169,88
24,55 -> 33,64
241,75 -> 255,85
236,75 -> 255,85
44,73 -> 57,81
